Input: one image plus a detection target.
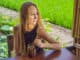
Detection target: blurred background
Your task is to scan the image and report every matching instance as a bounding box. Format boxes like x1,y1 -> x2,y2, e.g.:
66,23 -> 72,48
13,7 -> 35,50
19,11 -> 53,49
0,0 -> 74,59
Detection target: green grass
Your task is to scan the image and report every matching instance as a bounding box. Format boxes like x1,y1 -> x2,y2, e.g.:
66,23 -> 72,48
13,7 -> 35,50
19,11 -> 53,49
0,0 -> 74,29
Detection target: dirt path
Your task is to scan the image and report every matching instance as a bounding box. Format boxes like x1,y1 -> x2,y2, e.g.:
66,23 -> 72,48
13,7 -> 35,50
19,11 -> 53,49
0,6 -> 18,18
50,24 -> 74,47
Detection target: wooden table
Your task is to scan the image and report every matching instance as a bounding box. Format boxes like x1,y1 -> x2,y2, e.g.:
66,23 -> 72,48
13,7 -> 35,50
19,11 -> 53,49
6,48 -> 76,60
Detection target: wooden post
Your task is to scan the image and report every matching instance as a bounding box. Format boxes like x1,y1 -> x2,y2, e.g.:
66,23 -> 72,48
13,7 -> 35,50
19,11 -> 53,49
7,34 -> 13,57
72,0 -> 80,59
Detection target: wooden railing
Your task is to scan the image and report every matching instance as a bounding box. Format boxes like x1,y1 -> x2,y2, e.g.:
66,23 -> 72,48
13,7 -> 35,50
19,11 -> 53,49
7,34 -> 13,57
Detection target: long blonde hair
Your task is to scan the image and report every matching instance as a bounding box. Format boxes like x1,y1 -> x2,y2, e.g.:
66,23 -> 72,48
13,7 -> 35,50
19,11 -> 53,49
18,2 -> 43,56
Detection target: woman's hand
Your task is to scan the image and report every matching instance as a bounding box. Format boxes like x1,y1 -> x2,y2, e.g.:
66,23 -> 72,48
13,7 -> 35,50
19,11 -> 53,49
33,39 -> 44,48
33,39 -> 61,50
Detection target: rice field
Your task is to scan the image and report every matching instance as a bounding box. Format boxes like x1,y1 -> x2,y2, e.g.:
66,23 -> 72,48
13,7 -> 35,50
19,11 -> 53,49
0,0 -> 74,29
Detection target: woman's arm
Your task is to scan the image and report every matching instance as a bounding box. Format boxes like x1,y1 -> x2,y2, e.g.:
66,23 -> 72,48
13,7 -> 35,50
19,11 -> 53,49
37,20 -> 61,50
37,26 -> 58,44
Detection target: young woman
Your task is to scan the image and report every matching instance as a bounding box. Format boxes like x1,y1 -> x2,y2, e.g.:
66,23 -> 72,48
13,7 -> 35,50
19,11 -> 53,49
13,2 -> 61,57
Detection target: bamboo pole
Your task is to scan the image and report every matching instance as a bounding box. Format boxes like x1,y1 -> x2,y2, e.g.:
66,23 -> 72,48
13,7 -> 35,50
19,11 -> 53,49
72,0 -> 80,59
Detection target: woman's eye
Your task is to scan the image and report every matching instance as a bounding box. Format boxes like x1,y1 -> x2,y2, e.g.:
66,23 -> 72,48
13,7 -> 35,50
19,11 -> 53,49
37,12 -> 38,15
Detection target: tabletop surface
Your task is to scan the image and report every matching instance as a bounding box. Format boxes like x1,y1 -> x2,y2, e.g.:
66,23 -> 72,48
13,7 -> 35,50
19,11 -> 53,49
6,48 -> 76,60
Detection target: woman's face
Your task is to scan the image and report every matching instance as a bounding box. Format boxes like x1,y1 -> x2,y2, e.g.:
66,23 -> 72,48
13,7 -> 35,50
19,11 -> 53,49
26,6 -> 38,26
